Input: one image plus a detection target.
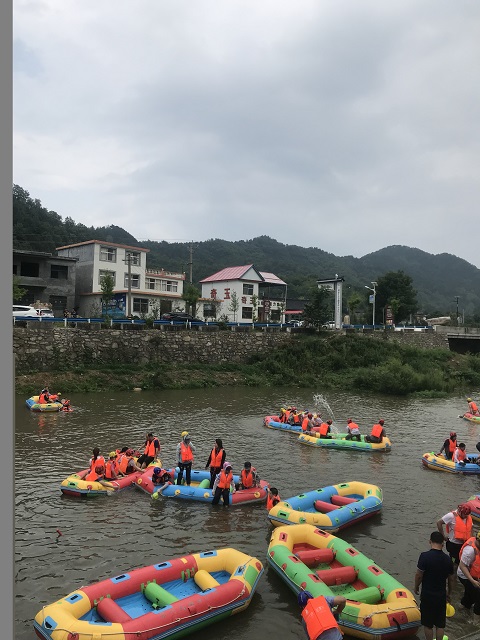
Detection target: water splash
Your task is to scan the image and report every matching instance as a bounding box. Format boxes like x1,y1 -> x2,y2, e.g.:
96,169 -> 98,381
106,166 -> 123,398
312,394 -> 340,433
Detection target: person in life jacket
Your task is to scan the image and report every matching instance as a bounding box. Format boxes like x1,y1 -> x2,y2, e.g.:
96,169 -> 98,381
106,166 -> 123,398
137,432 -> 161,469
266,487 -> 281,511
301,413 -> 314,432
345,419 -> 361,441
176,431 -> 196,486
205,438 -> 226,489
279,408 -> 287,423
437,503 -> 473,566
61,399 -> 72,412
237,461 -> 259,490
298,590 -> 346,640
104,451 -> 120,481
151,466 -> 173,496
312,420 -> 333,439
365,419 -> 386,443
457,531 -> 480,620
467,398 -> 480,416
453,443 -> 468,465
212,461 -> 235,506
437,432 -> 457,460
118,448 -> 143,475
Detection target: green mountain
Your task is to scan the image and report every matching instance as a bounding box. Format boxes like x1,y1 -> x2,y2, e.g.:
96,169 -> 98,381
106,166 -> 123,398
13,184 -> 480,317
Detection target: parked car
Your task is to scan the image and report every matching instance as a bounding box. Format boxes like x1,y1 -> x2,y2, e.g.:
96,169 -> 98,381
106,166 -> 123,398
322,321 -> 336,329
284,320 -> 304,327
160,312 -> 204,323
36,308 -> 55,317
13,305 -> 38,317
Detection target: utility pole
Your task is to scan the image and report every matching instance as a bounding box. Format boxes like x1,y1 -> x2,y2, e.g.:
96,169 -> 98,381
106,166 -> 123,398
124,252 -> 132,318
455,296 -> 459,326
188,243 -> 194,284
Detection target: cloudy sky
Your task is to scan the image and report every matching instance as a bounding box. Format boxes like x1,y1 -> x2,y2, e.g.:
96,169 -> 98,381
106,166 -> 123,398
13,1 -> 480,267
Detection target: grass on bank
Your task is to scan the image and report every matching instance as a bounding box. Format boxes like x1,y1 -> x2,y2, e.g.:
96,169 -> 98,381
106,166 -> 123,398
15,334 -> 480,397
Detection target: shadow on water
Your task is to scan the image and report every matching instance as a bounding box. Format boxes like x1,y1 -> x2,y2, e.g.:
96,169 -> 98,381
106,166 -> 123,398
15,387 -> 480,639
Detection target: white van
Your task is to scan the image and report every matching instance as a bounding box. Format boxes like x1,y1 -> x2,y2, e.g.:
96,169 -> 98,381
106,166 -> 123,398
13,305 -> 38,317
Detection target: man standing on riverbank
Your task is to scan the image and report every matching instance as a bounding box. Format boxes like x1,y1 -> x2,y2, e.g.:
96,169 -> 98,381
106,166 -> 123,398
414,531 -> 455,640
437,503 -> 473,567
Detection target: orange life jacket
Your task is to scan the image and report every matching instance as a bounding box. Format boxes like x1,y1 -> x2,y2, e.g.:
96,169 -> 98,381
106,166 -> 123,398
301,417 -> 309,431
446,512 -> 472,541
348,422 -> 359,433
240,468 -> 255,488
293,413 -> 301,424
460,537 -> 480,578
448,438 -> 457,453
319,423 -> 330,436
266,494 -> 280,510
284,410 -> 291,421
217,470 -> 233,489
144,438 -> 158,457
104,459 -> 117,480
455,448 -> 467,462
119,454 -> 133,475
371,423 -> 383,438
85,457 -> 105,481
180,442 -> 194,463
209,447 -> 223,468
470,401 -> 479,413
301,595 -> 339,640
38,393 -> 49,404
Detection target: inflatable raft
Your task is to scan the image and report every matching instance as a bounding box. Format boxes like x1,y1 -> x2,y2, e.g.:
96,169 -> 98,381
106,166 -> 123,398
298,432 -> 392,452
34,547 -> 263,640
149,468 -> 269,505
267,523 -> 421,639
422,452 -> 480,474
263,415 -> 303,433
268,481 -> 382,532
60,468 -> 144,497
465,495 -> 480,523
463,412 -> 480,424
26,395 -> 63,412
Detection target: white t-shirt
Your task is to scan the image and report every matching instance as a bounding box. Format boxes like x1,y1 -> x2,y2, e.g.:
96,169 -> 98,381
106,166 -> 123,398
442,511 -> 469,544
457,545 -> 476,579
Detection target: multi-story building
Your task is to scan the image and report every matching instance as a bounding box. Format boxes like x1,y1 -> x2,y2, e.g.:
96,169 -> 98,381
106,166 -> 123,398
13,249 -> 77,316
199,265 -> 287,323
56,240 -> 185,318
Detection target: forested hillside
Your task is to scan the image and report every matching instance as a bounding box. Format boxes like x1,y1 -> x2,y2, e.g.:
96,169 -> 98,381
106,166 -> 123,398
12,185 -> 480,317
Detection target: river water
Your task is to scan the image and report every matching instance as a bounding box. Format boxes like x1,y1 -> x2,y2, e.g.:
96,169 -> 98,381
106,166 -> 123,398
15,387 -> 480,640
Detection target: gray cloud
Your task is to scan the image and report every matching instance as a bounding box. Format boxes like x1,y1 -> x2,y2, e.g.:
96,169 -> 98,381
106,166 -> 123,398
13,0 -> 480,267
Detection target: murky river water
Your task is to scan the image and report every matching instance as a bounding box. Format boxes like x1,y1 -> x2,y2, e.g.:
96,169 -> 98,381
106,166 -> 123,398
15,387 -> 480,640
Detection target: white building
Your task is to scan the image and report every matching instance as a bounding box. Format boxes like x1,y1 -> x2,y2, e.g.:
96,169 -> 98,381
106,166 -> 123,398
56,240 -> 185,318
199,265 -> 287,323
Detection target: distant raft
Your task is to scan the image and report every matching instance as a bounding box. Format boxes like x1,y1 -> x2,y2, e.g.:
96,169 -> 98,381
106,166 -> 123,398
298,432 -> 392,452
145,468 -> 269,506
26,395 -> 63,412
465,494 -> 480,523
462,412 -> 480,424
263,415 -> 303,433
268,481 -> 383,532
267,523 -> 421,640
34,547 -> 263,640
60,468 -> 143,497
422,452 -> 480,474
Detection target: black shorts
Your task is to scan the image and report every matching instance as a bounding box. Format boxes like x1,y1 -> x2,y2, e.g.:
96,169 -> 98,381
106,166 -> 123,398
137,454 -> 154,466
420,596 -> 446,629
446,540 -> 462,564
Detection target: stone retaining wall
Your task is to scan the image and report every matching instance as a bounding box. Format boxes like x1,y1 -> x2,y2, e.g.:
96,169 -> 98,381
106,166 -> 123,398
13,326 -> 450,374
13,326 -> 293,373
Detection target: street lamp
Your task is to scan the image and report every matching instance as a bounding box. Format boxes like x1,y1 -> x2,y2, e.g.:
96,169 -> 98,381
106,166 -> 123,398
365,281 -> 377,327
454,296 -> 459,326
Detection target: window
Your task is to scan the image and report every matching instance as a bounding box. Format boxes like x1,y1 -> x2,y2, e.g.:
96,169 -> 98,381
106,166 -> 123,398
99,270 -> 116,286
125,251 -> 141,266
242,307 -> 253,320
270,309 -> 281,321
203,303 -> 217,318
100,246 -> 117,262
124,273 -> 140,289
133,298 -> 149,314
20,261 -> 39,277
146,277 -> 156,290
160,280 -> 178,293
50,264 -> 68,279
243,284 -> 254,296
